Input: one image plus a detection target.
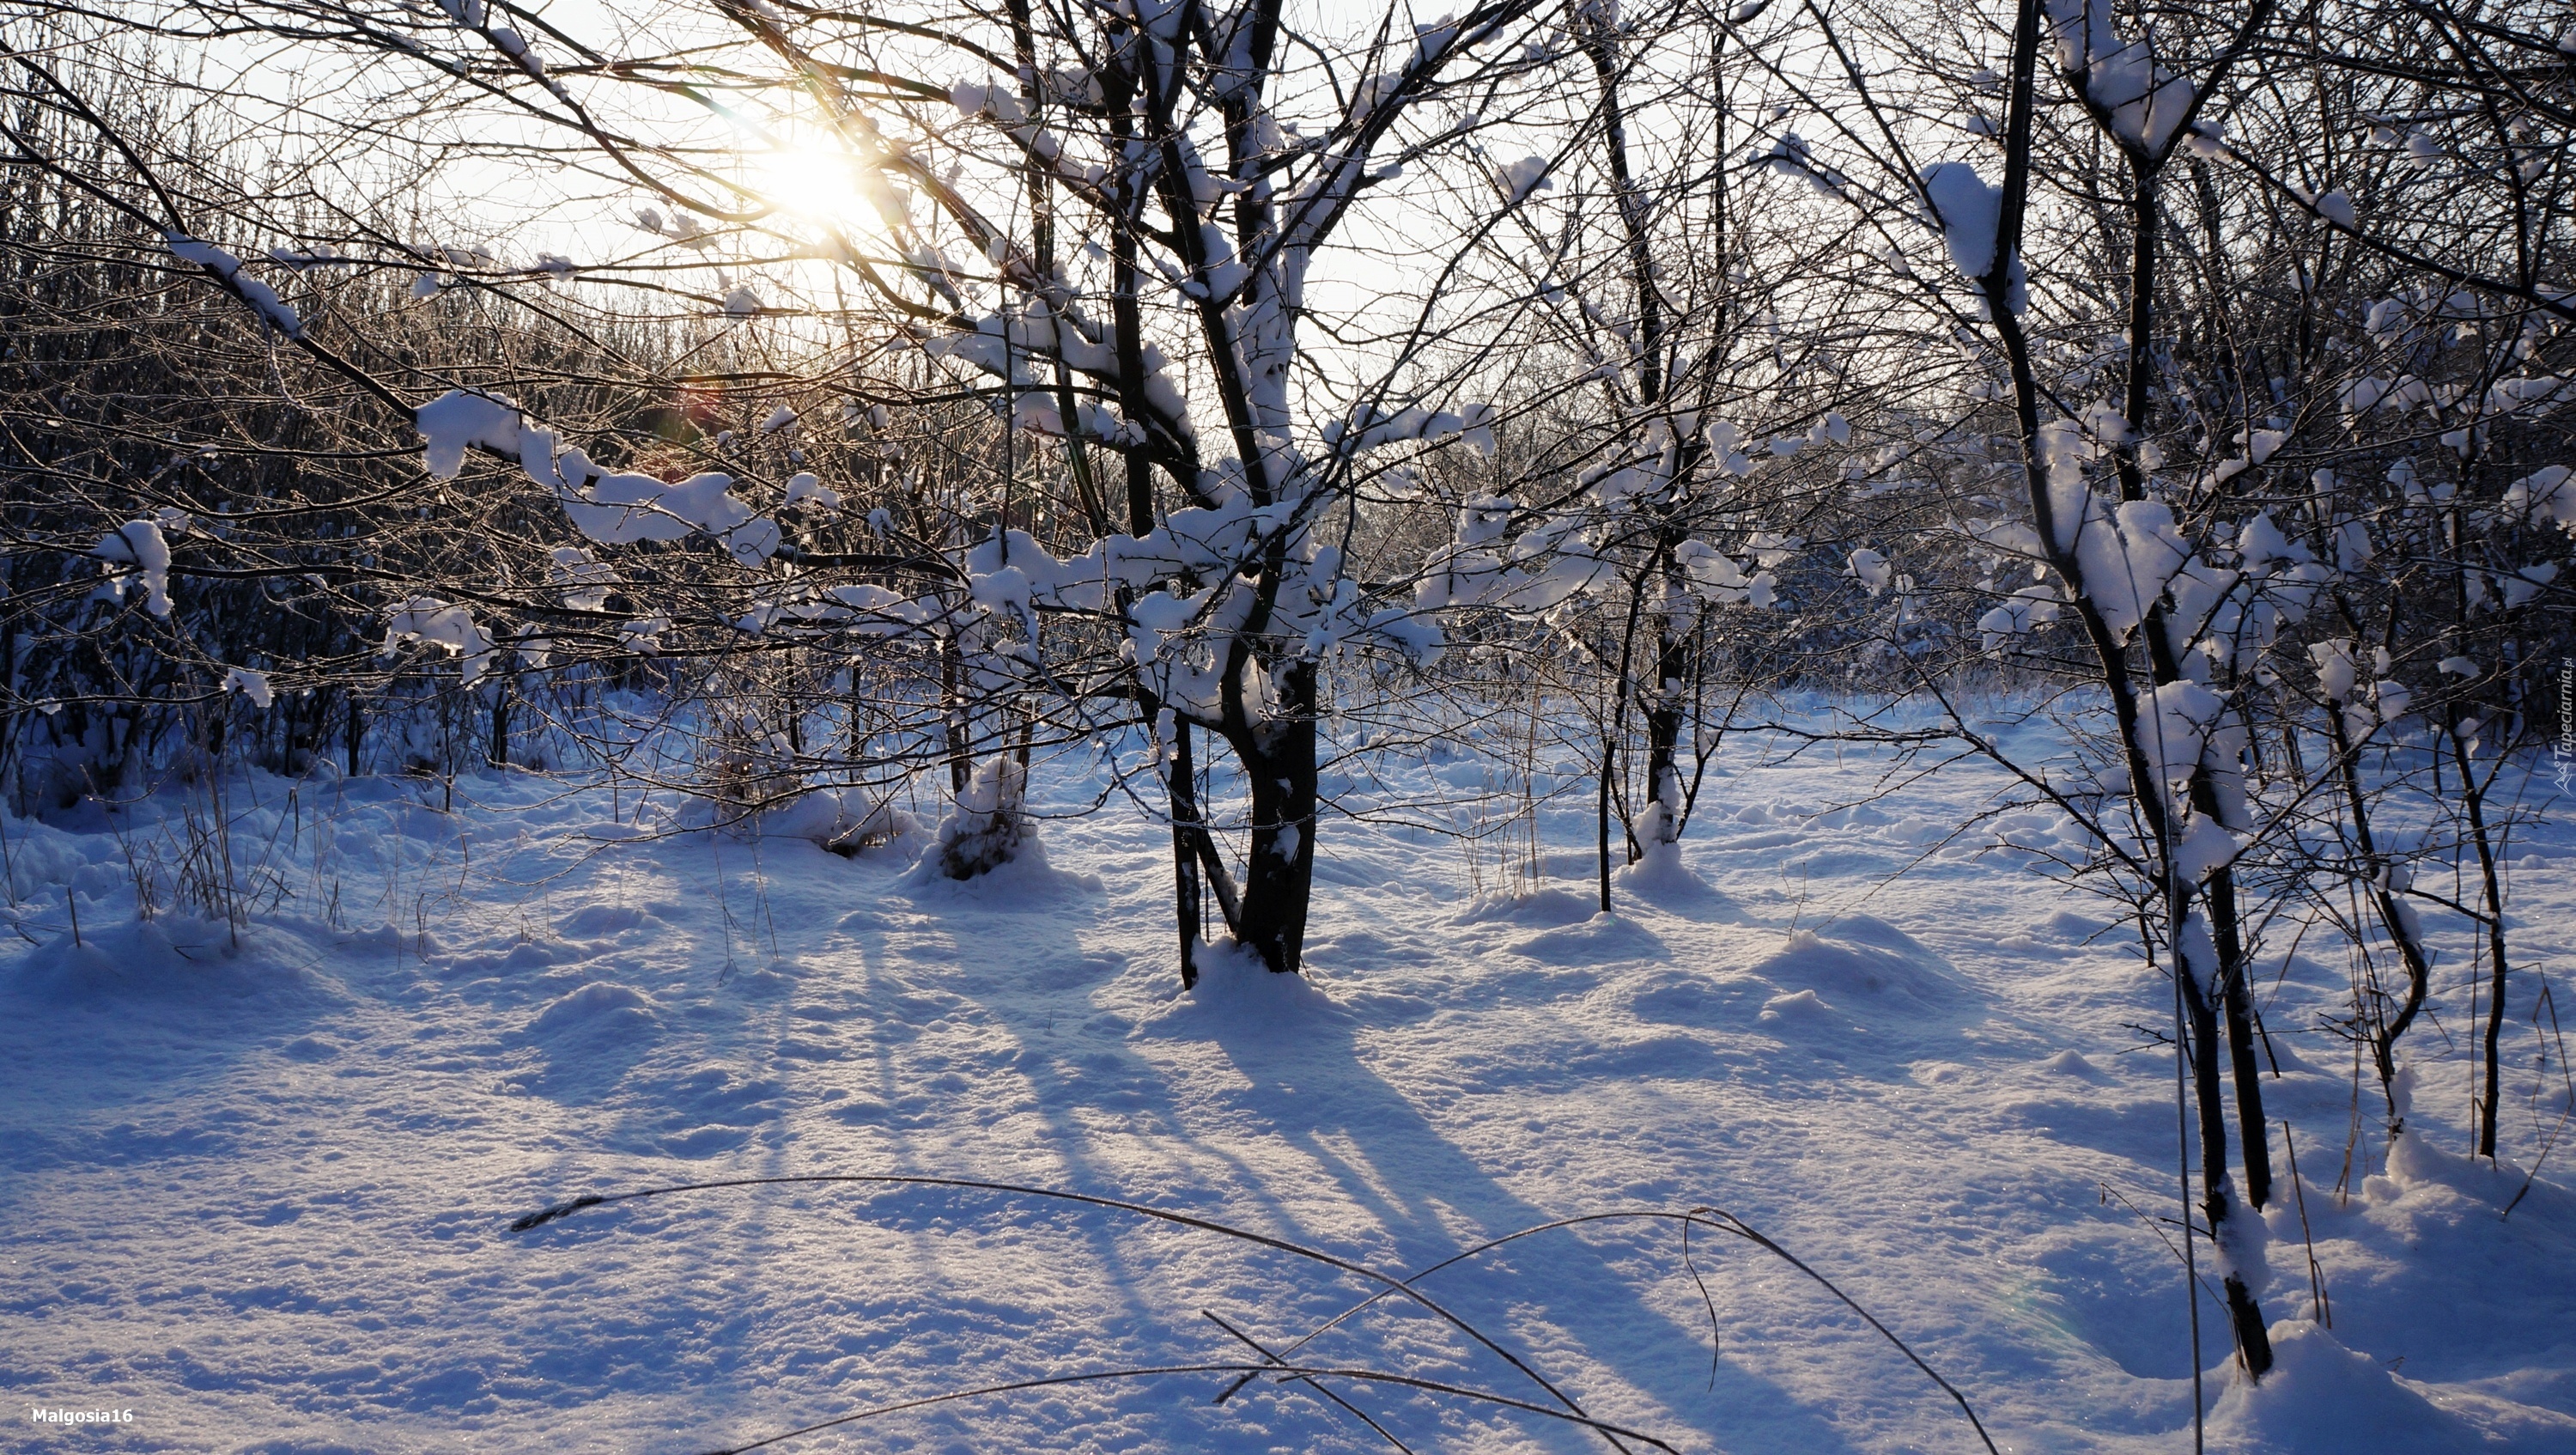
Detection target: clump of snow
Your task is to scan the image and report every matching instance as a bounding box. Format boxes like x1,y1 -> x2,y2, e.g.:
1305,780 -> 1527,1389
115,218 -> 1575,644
1324,401 -> 1499,456
2131,679 -> 2227,803
782,472 -> 842,510
557,469 -> 781,566
2498,563 -> 2558,609
2030,417 -> 2195,643
529,981 -> 657,1036
384,596 -> 496,684
1849,545 -> 1894,595
10,916 -> 319,1005
1674,538 -> 1776,608
1920,161 -> 2000,277
222,667 -> 273,709
684,785 -> 919,858
93,519 -> 174,617
2502,463 -> 2573,534
1615,840 -> 1724,910
1978,583 -> 2063,651
414,390 -> 525,479
549,546 -> 614,611
1758,986 -> 1833,1023
2309,636 -> 2356,703
166,234 -> 302,337
1754,915 -> 1970,1017
1497,155 -> 1553,203
2046,0 -> 2195,149
1455,885 -> 1596,928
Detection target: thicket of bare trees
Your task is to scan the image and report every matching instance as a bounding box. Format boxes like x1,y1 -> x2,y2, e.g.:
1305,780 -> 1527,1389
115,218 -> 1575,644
2,0 -> 2571,1397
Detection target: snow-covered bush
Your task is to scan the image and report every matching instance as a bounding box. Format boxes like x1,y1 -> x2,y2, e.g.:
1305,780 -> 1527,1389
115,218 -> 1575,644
926,754 -> 1032,880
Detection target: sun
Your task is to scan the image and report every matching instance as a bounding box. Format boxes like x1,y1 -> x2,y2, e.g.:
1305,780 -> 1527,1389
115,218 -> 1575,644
746,140 -> 901,241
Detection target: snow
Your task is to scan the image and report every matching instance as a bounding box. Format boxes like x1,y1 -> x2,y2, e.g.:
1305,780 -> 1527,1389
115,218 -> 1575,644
222,667 -> 274,709
166,234 -> 303,338
1919,162 -> 1999,278
782,471 -> 841,510
93,519 -> 174,617
383,596 -> 496,685
414,390 -> 526,480
2131,679 -> 2228,806
557,470 -> 781,565
3,711 -> 2572,1454
2499,563 -> 2558,609
2208,1304 -> 2570,1455
2309,637 -> 2356,702
1497,155 -> 1553,204
2047,0 -> 2195,149
2503,465 -> 2575,531
1848,548 -> 1893,596
1977,584 -> 2063,651
549,546 -> 614,611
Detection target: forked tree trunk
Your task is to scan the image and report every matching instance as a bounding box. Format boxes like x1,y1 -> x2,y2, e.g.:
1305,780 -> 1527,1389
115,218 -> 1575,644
2121,164 -> 2275,1215
1231,662 -> 1318,974
1987,0 -> 2270,1375
2450,716 -> 2513,1160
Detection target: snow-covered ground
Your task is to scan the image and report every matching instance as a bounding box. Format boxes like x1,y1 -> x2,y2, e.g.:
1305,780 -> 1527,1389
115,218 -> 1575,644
5,709 -> 2572,1454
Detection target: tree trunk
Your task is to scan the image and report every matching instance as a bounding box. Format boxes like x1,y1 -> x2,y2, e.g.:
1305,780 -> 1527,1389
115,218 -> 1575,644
1232,662 -> 1317,974
2175,910 -> 2274,1373
940,634 -> 970,794
2457,727 -> 2511,1160
2324,703 -> 2433,1102
1642,600 -> 1693,849
343,689 -> 363,776
2119,164 -> 2274,1214
1170,715 -> 1203,987
487,673 -> 511,768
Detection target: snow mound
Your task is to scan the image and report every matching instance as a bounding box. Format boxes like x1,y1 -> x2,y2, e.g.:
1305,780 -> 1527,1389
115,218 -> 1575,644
1455,885 -> 1594,927
1625,965 -> 1765,1027
530,980 -> 658,1034
1755,916 -> 1969,1011
1134,941 -> 1351,1037
1614,848 -> 1740,915
677,785 -> 920,855
556,901 -> 654,940
6,919 -> 319,1006
897,829 -> 1103,903
1507,910 -> 1667,965
1758,987 -> 1834,1023
2208,1322 -> 2488,1454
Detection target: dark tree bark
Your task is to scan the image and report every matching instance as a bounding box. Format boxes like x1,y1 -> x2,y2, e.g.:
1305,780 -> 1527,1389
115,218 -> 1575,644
1229,661 -> 1317,975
